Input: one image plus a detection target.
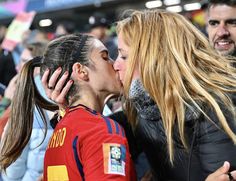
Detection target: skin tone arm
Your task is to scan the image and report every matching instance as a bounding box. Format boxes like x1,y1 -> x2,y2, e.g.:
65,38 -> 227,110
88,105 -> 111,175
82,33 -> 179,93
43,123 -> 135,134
41,71 -> 236,181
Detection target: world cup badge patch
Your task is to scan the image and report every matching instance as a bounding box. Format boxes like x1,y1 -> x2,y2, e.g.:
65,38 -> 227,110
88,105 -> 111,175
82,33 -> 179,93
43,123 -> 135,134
103,143 -> 126,176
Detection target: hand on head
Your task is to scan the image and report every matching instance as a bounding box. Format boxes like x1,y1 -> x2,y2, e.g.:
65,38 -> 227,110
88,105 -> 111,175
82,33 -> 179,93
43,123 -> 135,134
41,68 -> 73,109
205,161 -> 236,181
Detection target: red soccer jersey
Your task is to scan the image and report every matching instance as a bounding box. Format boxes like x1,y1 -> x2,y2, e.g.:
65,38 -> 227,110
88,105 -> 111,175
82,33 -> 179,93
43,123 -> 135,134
44,104 -> 136,181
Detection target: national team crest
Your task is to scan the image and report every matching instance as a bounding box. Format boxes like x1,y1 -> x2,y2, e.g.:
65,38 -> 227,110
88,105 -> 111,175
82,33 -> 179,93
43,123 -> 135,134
103,143 -> 126,176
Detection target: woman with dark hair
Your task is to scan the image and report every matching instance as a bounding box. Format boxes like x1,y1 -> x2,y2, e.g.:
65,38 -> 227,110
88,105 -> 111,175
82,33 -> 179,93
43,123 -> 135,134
0,34 -> 135,181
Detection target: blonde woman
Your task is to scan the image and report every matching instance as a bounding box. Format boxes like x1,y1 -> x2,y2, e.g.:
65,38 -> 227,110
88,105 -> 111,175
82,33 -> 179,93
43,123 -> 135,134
114,9 -> 236,181
42,10 -> 236,181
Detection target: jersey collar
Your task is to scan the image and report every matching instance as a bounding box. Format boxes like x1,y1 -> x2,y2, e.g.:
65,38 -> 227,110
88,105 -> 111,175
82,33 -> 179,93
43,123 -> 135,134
66,104 -> 98,115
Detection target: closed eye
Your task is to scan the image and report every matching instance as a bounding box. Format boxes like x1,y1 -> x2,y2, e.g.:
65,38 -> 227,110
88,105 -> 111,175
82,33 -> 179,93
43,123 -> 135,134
121,56 -> 127,60
101,51 -> 111,61
103,56 -> 110,61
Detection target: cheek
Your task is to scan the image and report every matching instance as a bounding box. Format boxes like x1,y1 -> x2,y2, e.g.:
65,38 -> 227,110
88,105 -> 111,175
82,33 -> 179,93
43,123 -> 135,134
207,26 -> 215,36
132,68 -> 140,80
119,63 -> 127,78
230,29 -> 236,39
207,30 -> 213,38
207,30 -> 215,44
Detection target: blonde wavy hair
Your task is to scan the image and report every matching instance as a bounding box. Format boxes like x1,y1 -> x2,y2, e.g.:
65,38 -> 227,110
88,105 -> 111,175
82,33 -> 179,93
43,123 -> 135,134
117,9 -> 236,164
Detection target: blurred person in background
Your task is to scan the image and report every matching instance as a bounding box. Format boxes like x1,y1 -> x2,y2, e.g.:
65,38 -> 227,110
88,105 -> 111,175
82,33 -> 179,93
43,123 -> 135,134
55,21 -> 76,37
206,0 -> 236,108
0,41 -> 54,181
88,13 -> 109,41
0,26 -> 48,88
207,0 -> 236,57
0,25 -> 17,87
87,13 -> 118,60
23,29 -> 48,45
0,30 -> 49,118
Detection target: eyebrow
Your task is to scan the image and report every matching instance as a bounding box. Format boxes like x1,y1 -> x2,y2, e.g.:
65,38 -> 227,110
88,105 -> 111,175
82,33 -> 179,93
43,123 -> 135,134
226,19 -> 236,23
209,18 -> 236,22
118,48 -> 127,53
208,19 -> 218,24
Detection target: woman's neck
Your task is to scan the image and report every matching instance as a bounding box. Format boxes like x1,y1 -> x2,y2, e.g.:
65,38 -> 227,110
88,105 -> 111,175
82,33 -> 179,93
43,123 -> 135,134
70,89 -> 106,113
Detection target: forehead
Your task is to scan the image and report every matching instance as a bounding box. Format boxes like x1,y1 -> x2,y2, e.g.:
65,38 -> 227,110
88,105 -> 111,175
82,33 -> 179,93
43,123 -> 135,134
92,39 -> 106,52
92,39 -> 106,50
208,5 -> 236,20
117,33 -> 129,51
90,39 -> 107,55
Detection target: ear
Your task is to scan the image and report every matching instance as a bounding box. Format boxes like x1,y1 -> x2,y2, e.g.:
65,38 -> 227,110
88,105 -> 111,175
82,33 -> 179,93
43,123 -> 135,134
72,63 -> 89,81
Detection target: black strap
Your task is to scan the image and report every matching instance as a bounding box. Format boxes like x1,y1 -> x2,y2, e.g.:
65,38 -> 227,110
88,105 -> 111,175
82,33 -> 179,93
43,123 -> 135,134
73,35 -> 88,62
72,136 -> 85,181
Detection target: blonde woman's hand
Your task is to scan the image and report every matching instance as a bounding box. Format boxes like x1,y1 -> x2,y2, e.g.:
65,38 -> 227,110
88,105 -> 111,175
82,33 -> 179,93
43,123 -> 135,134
41,68 -> 73,108
205,161 -> 236,181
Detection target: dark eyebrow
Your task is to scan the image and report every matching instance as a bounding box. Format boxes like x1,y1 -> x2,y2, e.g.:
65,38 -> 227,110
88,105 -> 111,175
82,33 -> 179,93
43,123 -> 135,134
208,19 -> 219,23
226,19 -> 236,23
208,19 -> 236,24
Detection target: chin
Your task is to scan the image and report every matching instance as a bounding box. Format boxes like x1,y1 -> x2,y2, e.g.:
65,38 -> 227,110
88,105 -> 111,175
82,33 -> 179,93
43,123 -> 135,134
216,46 -> 235,56
219,50 -> 235,56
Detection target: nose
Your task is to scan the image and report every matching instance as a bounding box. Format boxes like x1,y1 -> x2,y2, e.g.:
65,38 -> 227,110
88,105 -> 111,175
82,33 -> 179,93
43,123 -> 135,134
113,59 -> 120,71
216,23 -> 230,37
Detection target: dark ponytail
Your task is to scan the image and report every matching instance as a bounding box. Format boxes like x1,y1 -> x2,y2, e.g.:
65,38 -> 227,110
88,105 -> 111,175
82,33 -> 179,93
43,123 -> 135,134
0,57 -> 57,170
0,33 -> 93,171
